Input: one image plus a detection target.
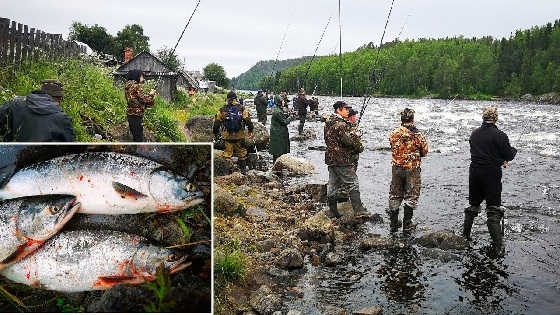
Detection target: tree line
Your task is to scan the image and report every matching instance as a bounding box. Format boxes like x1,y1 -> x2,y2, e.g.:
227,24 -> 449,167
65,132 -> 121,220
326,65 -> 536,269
266,19 -> 560,99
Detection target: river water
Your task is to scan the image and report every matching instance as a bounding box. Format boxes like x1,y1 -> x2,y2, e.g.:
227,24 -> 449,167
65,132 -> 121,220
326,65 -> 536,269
260,96 -> 559,314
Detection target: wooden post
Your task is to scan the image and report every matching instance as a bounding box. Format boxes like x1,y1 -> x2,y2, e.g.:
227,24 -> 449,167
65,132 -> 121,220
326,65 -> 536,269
8,21 -> 16,64
29,28 -> 37,62
0,18 -> 8,65
22,24 -> 29,64
15,23 -> 22,65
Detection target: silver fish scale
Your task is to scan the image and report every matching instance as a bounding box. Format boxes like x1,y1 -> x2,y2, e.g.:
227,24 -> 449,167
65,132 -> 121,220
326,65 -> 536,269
1,230 -> 172,292
0,198 -> 24,262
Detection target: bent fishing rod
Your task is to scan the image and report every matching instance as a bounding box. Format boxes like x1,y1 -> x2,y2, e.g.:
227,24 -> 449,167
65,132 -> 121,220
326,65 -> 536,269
154,0 -> 202,90
302,16 -> 332,91
357,0 -> 396,126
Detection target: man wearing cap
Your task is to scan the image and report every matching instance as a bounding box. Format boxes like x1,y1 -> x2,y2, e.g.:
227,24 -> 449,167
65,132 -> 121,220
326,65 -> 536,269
213,91 -> 254,173
294,88 -> 313,135
324,101 -> 366,218
388,108 -> 428,235
254,90 -> 268,125
0,79 -> 75,142
269,93 -> 294,163
464,106 -> 517,257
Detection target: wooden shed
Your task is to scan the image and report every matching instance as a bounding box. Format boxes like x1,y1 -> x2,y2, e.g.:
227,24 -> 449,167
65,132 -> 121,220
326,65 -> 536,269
113,51 -> 197,102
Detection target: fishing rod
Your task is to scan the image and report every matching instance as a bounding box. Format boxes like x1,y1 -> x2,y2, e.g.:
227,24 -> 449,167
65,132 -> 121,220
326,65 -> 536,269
302,16 -> 332,91
155,0 -> 202,90
338,0 -> 343,99
357,0 -> 397,126
269,22 -> 292,90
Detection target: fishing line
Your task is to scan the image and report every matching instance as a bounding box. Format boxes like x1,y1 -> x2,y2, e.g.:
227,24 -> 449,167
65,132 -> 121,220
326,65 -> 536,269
302,16 -> 333,90
338,0 -> 343,99
155,0 -> 202,89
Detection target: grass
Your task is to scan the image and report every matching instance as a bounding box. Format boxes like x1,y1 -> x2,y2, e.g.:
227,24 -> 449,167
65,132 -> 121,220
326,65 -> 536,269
214,239 -> 246,283
0,58 -> 225,142
144,264 -> 174,313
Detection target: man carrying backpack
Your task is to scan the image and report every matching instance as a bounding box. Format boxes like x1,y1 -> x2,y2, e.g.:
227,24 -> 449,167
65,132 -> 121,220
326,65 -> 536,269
213,91 -> 254,173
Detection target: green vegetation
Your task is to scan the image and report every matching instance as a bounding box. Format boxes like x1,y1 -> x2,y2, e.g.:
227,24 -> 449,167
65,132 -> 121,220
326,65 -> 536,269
275,20 -> 560,99
144,265 -> 174,313
175,217 -> 192,242
69,22 -> 150,60
203,63 -> 230,88
214,239 -> 246,283
156,46 -> 184,72
232,56 -> 313,91
56,298 -> 84,313
0,58 -> 225,142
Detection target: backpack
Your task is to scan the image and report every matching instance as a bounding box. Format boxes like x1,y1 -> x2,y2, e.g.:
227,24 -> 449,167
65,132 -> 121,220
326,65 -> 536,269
224,104 -> 243,133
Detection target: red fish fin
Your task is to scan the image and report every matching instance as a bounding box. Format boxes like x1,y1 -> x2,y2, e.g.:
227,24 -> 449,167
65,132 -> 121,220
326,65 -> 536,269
112,182 -> 148,200
93,275 -> 146,289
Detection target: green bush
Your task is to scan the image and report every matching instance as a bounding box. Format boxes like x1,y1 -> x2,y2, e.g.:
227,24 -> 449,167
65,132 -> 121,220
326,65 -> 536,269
214,240 -> 245,283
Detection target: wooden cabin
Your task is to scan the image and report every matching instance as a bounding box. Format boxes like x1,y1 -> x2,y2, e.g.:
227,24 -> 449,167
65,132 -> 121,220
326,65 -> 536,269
113,51 -> 198,102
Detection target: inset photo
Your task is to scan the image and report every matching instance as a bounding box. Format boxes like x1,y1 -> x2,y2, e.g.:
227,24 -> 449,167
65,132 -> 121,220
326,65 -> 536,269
0,144 -> 211,312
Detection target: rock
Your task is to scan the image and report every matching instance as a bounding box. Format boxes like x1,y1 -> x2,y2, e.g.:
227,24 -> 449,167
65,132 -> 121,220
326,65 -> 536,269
259,239 -> 276,252
273,312 -> 283,315
213,150 -> 234,176
325,252 -> 343,267
419,247 -> 461,263
360,236 -> 394,250
323,305 -> 348,315
414,230 -> 467,250
214,186 -> 243,216
353,306 -> 383,315
537,92 -> 560,104
249,285 -> 282,315
308,181 -> 328,202
214,172 -> 246,186
266,266 -> 291,280
184,115 -> 214,142
298,212 -> 334,243
246,207 -> 268,218
291,129 -> 317,141
87,285 -> 151,312
276,248 -> 304,270
272,154 -> 315,176
287,310 -> 303,315
520,93 -> 534,101
244,122 -> 270,151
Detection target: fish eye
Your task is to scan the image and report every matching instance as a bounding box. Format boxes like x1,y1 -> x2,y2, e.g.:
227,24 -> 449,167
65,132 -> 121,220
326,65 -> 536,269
185,183 -> 196,192
47,206 -> 61,214
167,254 -> 177,261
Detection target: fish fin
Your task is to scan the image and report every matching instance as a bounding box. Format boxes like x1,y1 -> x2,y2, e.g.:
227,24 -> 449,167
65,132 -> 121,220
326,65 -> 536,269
0,239 -> 44,265
93,275 -> 146,289
112,182 -> 148,200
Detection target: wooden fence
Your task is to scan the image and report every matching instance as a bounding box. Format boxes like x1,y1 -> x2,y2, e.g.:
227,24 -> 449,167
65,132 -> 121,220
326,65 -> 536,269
0,17 -> 86,66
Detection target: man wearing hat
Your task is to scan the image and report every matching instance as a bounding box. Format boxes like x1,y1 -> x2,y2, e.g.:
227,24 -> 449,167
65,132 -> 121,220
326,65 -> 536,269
388,108 -> 428,235
294,88 -> 313,135
0,79 -> 75,142
324,100 -> 366,218
254,90 -> 268,124
213,91 -> 254,173
464,106 -> 517,257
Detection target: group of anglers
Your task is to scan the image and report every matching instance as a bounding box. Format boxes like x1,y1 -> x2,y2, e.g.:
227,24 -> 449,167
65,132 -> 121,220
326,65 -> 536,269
213,90 -> 517,257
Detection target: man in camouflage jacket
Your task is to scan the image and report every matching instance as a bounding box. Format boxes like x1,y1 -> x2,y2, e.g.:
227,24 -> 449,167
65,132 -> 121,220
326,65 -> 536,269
124,70 -> 156,142
388,108 -> 429,235
324,101 -> 366,218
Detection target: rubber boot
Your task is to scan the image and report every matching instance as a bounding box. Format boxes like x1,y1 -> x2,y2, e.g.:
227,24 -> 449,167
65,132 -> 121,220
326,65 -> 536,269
326,197 -> 341,218
487,206 -> 505,258
238,159 -> 248,174
298,121 -> 304,135
350,190 -> 368,216
389,210 -> 400,234
403,205 -> 414,236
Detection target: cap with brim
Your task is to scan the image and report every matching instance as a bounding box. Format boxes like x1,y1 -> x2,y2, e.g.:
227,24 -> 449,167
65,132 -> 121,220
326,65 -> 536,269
41,79 -> 63,97
333,101 -> 351,111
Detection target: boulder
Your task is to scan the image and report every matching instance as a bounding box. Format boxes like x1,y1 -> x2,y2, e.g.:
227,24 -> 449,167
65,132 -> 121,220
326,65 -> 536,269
249,285 -> 282,315
214,150 -> 234,176
276,248 -> 304,270
291,129 -> 317,142
520,93 -> 534,101
323,305 -> 348,315
414,230 -> 467,250
298,212 -> 334,243
214,186 -> 242,216
185,115 -> 214,142
353,306 -> 383,315
244,122 -> 270,151
360,236 -> 394,251
307,181 -> 328,202
246,207 -> 268,218
325,252 -> 343,267
272,154 -> 315,176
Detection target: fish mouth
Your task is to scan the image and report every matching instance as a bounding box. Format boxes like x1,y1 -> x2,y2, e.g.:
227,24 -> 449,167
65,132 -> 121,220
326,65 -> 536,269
168,255 -> 192,274
44,198 -> 81,241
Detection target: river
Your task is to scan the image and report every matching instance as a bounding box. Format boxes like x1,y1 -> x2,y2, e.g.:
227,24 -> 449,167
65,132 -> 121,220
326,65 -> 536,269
258,96 -> 560,314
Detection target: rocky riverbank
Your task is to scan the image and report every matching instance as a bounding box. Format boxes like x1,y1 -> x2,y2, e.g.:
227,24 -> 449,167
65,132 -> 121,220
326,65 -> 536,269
213,155 -> 472,315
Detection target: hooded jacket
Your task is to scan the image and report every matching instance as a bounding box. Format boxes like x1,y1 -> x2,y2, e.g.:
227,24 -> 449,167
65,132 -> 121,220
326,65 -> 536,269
469,122 -> 517,168
0,91 -> 75,142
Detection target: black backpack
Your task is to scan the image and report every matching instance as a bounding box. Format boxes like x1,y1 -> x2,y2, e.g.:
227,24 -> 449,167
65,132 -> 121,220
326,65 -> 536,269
224,104 -> 242,133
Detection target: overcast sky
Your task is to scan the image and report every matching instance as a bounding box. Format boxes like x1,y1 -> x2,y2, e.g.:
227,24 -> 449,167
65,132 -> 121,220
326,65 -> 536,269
4,0 -> 560,77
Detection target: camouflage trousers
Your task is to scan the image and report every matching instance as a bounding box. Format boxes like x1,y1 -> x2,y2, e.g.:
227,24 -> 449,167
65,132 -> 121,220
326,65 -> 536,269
223,140 -> 247,160
257,111 -> 267,125
327,165 -> 360,201
388,165 -> 422,213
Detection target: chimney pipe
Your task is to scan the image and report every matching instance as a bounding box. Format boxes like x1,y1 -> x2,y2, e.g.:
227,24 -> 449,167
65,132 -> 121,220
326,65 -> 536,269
124,47 -> 134,63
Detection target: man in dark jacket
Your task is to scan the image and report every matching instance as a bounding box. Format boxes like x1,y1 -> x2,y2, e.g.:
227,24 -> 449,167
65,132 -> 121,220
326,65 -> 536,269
464,106 -> 517,257
254,90 -> 268,125
269,94 -> 294,163
0,80 -> 75,142
294,88 -> 313,135
324,101 -> 366,218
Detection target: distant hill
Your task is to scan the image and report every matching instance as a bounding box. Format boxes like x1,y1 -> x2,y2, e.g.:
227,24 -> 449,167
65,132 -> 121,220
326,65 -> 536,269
232,56 -> 314,91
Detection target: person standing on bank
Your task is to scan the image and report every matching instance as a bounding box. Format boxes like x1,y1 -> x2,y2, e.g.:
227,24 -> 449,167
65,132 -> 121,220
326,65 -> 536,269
294,88 -> 313,135
125,70 -> 156,142
324,101 -> 367,218
254,90 -> 268,125
0,79 -> 75,142
213,91 -> 254,173
269,94 -> 294,163
388,108 -> 429,235
463,106 -> 516,257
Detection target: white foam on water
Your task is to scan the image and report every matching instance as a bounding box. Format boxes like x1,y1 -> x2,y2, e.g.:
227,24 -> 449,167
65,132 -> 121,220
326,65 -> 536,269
538,146 -> 560,158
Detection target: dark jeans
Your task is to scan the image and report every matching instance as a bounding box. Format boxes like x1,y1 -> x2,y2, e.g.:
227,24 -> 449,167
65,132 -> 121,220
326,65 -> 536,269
127,115 -> 144,142
469,166 -> 502,207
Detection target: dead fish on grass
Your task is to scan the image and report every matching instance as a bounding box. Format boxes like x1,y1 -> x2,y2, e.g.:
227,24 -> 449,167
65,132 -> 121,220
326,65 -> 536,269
1,230 -> 190,292
0,152 -> 204,214
0,195 -> 80,270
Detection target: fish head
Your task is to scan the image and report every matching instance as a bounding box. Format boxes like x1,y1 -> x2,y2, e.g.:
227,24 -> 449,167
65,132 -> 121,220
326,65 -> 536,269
149,169 -> 204,213
16,195 -> 81,241
132,246 -> 191,277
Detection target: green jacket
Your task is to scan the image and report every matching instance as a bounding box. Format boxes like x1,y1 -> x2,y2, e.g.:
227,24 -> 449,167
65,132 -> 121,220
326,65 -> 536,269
269,106 -> 291,156
254,94 -> 267,114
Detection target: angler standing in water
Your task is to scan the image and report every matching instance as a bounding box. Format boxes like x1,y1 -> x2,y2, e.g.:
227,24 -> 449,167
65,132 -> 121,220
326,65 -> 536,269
464,106 -> 517,257
324,101 -> 366,218
254,90 -> 268,124
213,91 -> 254,174
294,88 -> 313,135
269,94 -> 293,163
388,108 -> 428,235
125,70 -> 157,142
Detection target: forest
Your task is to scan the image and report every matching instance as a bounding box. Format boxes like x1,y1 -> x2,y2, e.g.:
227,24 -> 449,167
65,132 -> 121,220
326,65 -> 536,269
232,56 -> 313,90
267,20 -> 560,99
